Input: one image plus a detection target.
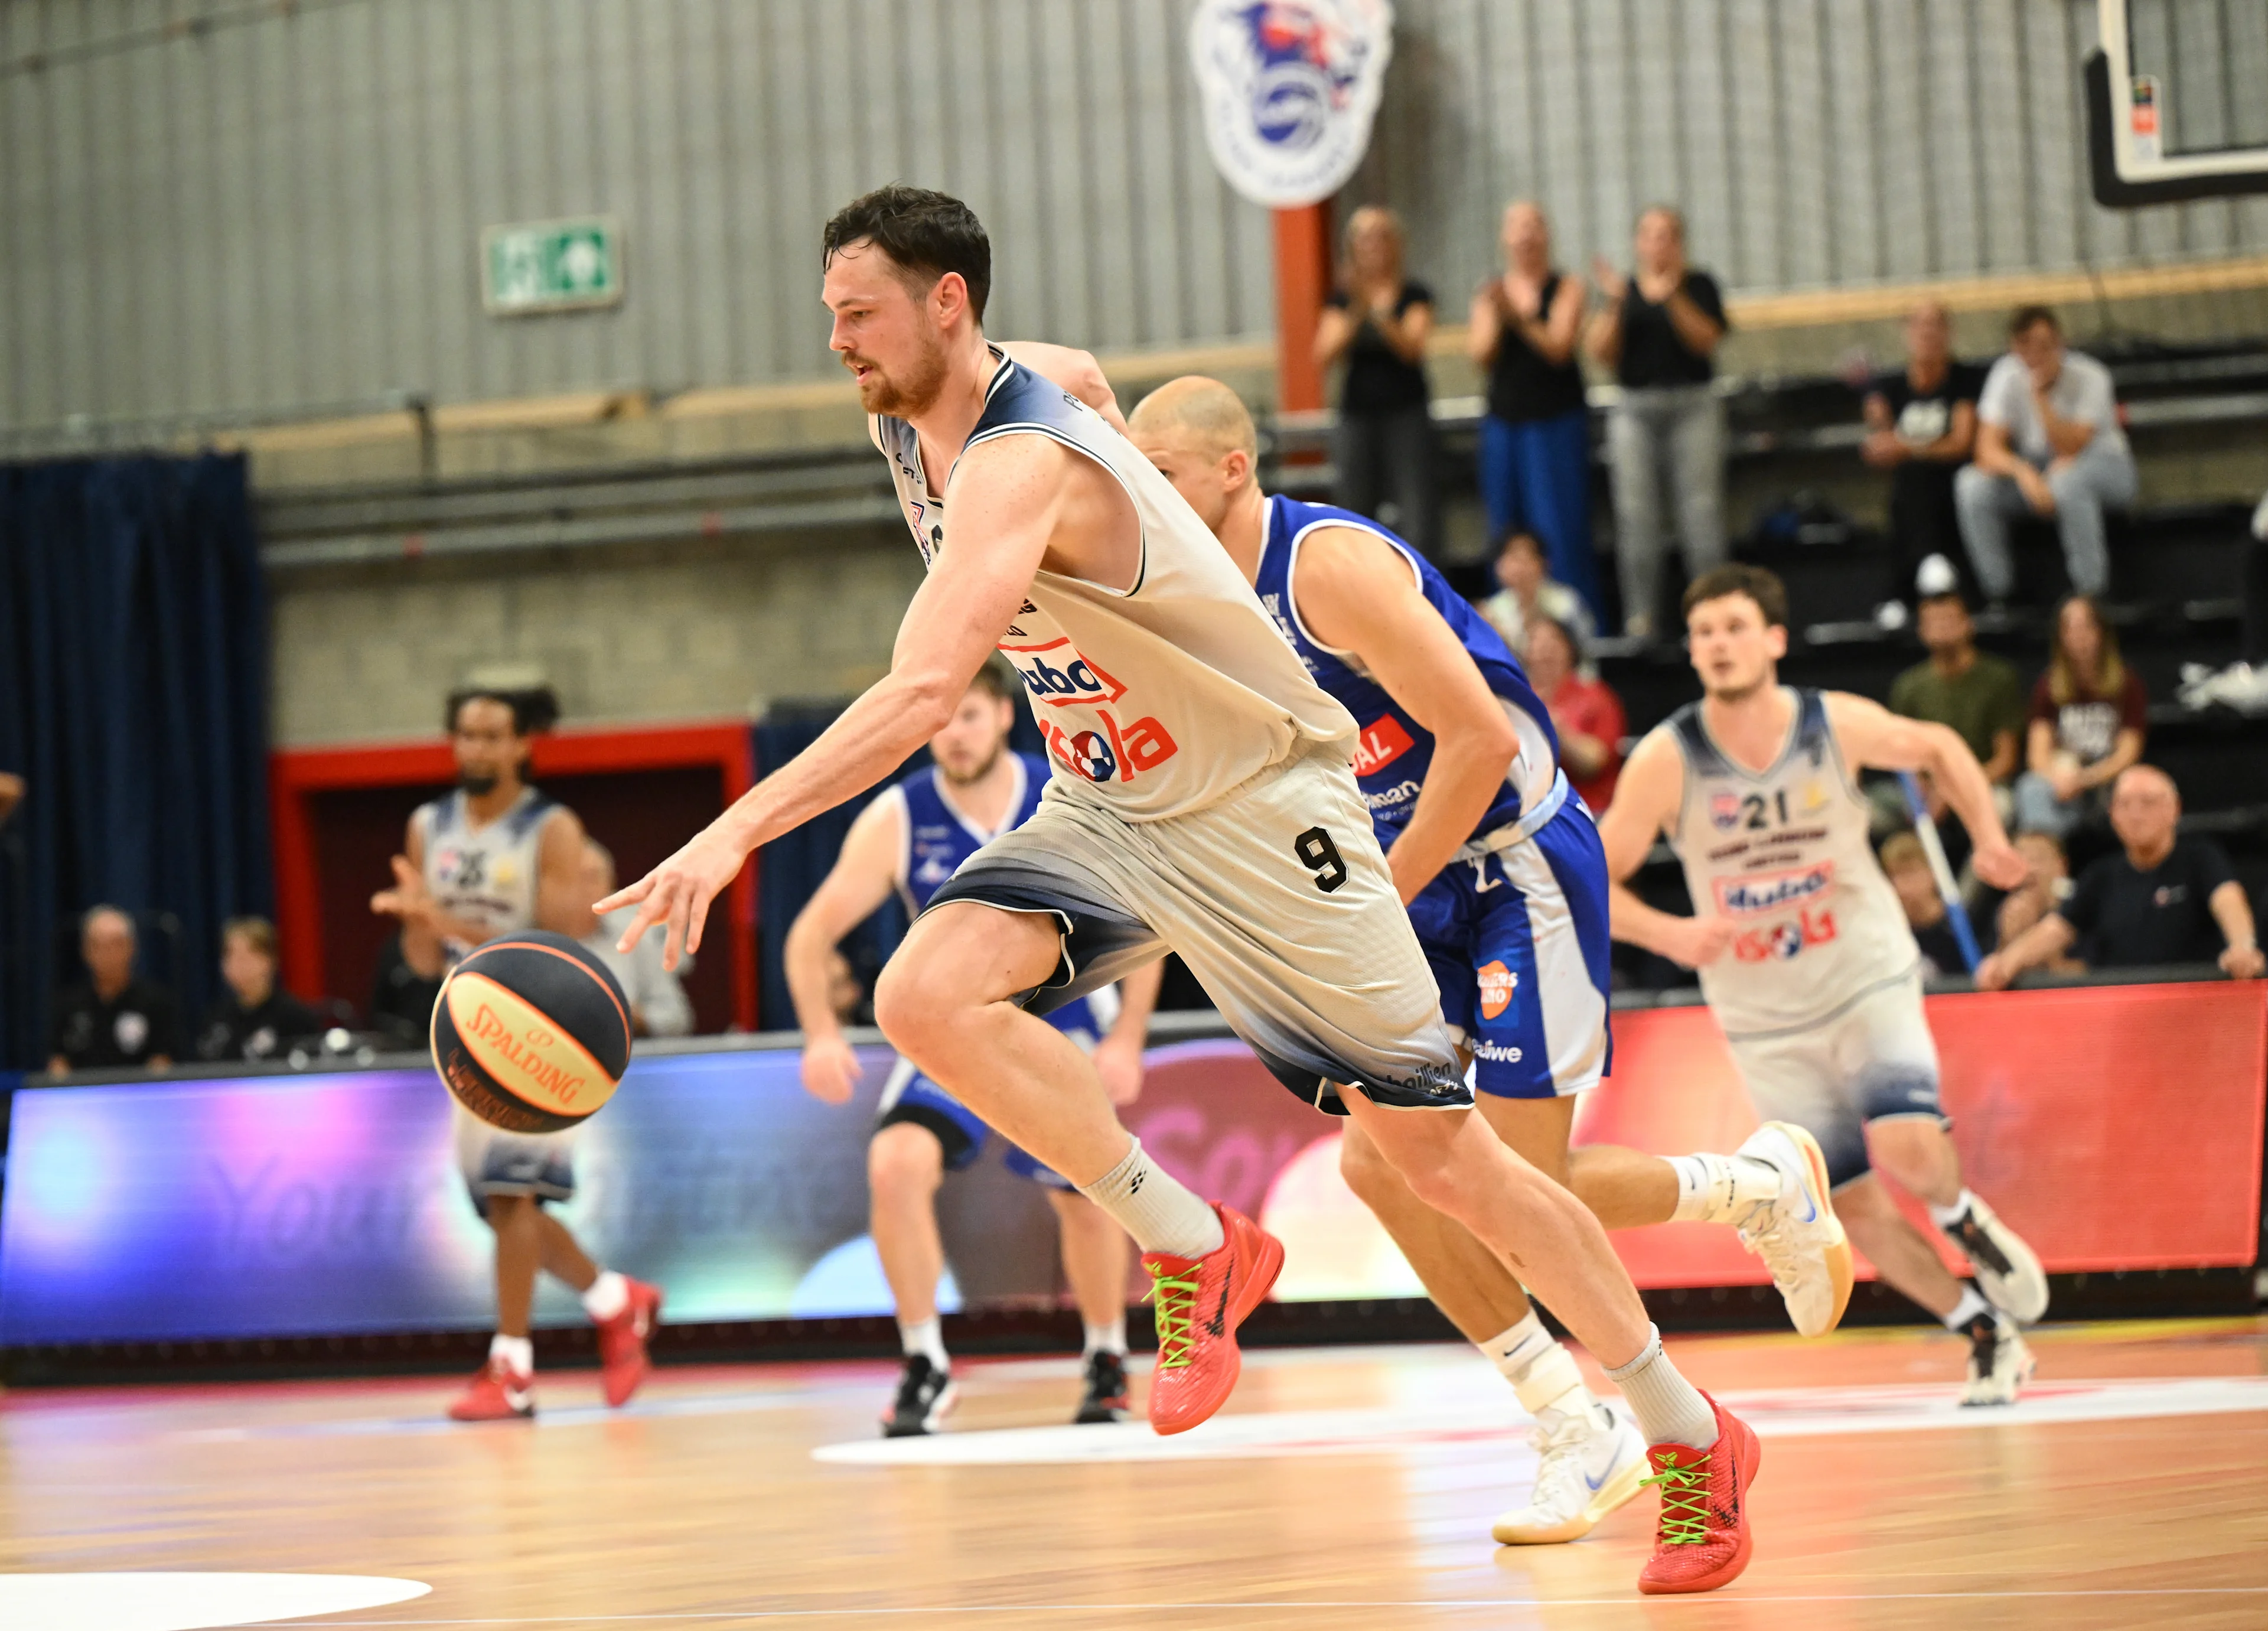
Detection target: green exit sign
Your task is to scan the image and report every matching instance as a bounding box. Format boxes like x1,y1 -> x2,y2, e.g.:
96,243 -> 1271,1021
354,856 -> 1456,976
481,217 -> 623,315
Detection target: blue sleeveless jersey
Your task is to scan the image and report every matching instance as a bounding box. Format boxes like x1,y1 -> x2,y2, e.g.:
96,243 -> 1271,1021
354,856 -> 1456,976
1253,495 -> 1560,847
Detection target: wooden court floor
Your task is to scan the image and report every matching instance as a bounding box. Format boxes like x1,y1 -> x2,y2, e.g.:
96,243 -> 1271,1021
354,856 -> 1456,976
4,1318 -> 2266,1630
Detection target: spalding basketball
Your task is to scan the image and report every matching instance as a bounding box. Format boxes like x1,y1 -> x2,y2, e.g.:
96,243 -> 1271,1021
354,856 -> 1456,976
431,931 -> 633,1132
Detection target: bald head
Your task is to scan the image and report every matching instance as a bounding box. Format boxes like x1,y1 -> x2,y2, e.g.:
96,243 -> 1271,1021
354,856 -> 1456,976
2110,763 -> 2181,861
82,905 -> 136,996
1129,375 -> 1260,540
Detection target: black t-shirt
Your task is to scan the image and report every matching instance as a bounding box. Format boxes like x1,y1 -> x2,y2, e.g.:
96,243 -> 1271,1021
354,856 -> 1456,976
1484,272 -> 1589,424
1873,361 -> 1985,456
1614,269 -> 1728,389
1326,279 -> 1434,415
197,988 -> 322,1063
2057,837 -> 2237,968
50,978 -> 183,1070
370,934 -> 445,1049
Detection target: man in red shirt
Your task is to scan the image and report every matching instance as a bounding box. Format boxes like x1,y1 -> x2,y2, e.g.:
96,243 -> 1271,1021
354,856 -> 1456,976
1522,616 -> 1626,810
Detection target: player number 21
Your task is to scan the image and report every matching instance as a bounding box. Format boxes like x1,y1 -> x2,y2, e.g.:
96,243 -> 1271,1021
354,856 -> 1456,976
1293,826 -> 1348,894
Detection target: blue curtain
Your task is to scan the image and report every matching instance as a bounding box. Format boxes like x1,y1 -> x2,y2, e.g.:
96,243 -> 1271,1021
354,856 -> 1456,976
0,454 -> 272,1067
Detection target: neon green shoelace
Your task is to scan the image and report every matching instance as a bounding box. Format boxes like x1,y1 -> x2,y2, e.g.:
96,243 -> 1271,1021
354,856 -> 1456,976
1145,1262 -> 1201,1370
1642,1451 -> 1713,1545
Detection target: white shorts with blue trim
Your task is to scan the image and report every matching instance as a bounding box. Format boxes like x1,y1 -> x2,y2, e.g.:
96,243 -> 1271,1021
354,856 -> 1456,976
454,1102 -> 577,1215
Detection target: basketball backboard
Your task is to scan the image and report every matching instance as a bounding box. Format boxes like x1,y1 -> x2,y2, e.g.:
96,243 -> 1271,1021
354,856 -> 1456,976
2088,0 -> 2268,206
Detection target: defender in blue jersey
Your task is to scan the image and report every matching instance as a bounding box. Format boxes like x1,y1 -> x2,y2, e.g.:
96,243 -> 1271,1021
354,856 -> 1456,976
786,659 -> 1161,1437
1131,377 -> 1851,1545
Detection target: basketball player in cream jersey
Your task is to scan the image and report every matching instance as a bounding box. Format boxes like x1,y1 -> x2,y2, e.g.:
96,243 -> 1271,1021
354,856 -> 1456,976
1599,567 -> 2051,1405
373,688 -> 661,1422
606,186 -> 1764,1593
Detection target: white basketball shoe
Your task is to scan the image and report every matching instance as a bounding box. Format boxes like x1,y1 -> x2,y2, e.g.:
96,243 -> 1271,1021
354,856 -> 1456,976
1939,1194 -> 2049,1324
1732,1121 -> 1856,1337
1961,1313 -> 2036,1407
1491,1402 -> 1650,1545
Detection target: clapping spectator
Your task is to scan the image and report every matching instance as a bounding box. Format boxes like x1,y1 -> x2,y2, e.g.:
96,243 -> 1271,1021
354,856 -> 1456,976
1993,832 -> 2083,974
1979,766 -> 2263,987
195,917 -> 319,1063
48,906 -> 181,1076
1469,201 -> 1599,621
1475,530 -> 1596,660
1863,303 -> 1983,609
2015,594 -> 2146,839
1956,305 -> 2137,607
1522,616 -> 1624,811
1314,206 -> 1438,557
1880,834 -> 1972,978
578,839 -> 693,1038
1589,206 -> 1729,638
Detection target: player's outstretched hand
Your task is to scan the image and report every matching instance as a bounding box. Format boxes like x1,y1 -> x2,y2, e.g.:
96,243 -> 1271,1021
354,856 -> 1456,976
1091,1031 -> 1146,1106
800,1035 -> 862,1104
370,854 -> 429,922
599,826 -> 746,972
1972,838 -> 2029,893
1662,914 -> 1736,970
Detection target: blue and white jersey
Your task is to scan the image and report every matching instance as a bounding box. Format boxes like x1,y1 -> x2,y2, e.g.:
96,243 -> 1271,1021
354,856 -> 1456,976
1254,495 -> 1561,849
413,786 -> 562,963
872,752 -> 1116,1038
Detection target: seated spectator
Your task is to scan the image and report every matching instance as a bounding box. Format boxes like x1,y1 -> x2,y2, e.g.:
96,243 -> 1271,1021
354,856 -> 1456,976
1873,580 -> 2026,839
1880,834 -> 1973,977
1589,204 -> 1729,638
1469,201 -> 1599,621
2015,594 -> 2145,839
49,906 -> 181,1076
1977,765 -> 2263,987
369,920 -> 447,1050
578,839 -> 693,1038
1955,305 -> 2137,606
1475,530 -> 1597,659
1993,832 -> 2084,974
1315,206 -> 1438,557
1522,616 -> 1623,810
196,917 -> 319,1063
1862,303 -> 1983,609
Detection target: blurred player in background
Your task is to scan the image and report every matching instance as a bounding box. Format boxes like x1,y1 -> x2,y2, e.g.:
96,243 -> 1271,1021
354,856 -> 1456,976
787,658 -> 1161,1435
1130,376 -> 1847,1546
1600,567 -> 2049,1405
373,686 -> 662,1421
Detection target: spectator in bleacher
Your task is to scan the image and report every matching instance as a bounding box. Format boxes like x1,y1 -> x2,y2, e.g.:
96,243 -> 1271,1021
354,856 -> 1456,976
2014,594 -> 2146,839
1956,305 -> 2136,607
1879,583 -> 2026,835
1474,530 -> 1596,660
1862,302 -> 1983,608
1314,206 -> 1438,558
195,917 -> 319,1063
1469,201 -> 1599,621
1978,764 -> 2263,986
1520,614 -> 1624,810
1589,205 -> 1729,639
369,920 -> 447,1050
1993,832 -> 2084,975
47,906 -> 181,1077
576,838 -> 693,1038
1880,833 -> 1974,978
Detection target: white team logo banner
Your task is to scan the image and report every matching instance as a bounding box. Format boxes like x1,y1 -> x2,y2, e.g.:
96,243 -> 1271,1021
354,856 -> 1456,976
1188,0 -> 1395,209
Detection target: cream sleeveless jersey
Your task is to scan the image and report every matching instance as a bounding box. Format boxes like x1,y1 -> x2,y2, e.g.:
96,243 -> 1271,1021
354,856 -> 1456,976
871,351 -> 1358,821
413,786 -> 562,962
1661,688 -> 1919,1038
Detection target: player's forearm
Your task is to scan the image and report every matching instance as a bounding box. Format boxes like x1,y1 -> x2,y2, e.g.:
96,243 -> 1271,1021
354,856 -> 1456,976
781,921 -> 848,1044
1386,751 -> 1513,904
1608,881 -> 1689,958
1924,731 -> 2012,849
1109,959 -> 1165,1044
718,678 -> 949,864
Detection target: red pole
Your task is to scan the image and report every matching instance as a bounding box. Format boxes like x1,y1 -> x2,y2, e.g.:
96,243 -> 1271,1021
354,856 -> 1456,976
1272,202 -> 1334,413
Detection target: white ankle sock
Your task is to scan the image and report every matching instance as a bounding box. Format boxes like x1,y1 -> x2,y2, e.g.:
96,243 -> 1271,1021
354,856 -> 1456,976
1927,1189 -> 1976,1230
1667,1153 -> 1784,1224
1076,1139 -> 1224,1258
1479,1313 -> 1595,1417
1943,1287 -> 1992,1331
899,1316 -> 948,1368
581,1269 -> 628,1321
1604,1326 -> 1716,1451
1083,1316 -> 1128,1358
489,1333 -> 534,1375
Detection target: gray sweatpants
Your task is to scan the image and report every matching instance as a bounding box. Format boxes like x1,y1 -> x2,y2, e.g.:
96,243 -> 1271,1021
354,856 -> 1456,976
1954,442 -> 2137,600
1606,384 -> 1728,636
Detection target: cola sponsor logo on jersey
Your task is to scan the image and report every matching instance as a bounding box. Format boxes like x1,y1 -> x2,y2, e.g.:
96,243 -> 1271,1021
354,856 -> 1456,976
1732,905 -> 1838,962
1038,709 -> 1180,785
1713,862 -> 1836,919
1001,637 -> 1129,708
1477,959 -> 1517,1020
1352,714 -> 1415,776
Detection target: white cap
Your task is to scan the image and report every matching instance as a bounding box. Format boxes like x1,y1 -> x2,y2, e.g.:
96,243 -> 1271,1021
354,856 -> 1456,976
1914,553 -> 1960,599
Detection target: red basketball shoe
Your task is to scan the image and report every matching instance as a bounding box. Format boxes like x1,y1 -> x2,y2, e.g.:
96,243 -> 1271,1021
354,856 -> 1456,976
596,1277 -> 664,1408
1140,1202 -> 1283,1436
1637,1394 -> 1762,1595
447,1356 -> 535,1422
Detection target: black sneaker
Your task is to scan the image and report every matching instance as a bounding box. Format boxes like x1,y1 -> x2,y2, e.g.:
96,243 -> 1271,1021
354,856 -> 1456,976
1074,1349 -> 1131,1424
882,1354 -> 956,1438
1938,1195 -> 2049,1324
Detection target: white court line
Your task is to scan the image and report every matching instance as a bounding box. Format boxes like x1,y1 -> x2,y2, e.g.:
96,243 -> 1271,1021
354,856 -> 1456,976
252,1586 -> 2268,1624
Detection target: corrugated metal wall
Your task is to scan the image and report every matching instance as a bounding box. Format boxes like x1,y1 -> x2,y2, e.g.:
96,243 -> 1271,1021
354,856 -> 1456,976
5,0 -> 2266,433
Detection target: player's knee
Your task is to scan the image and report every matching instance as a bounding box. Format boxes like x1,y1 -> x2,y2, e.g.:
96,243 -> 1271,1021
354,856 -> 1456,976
868,1122 -> 944,1198
871,954 -> 960,1054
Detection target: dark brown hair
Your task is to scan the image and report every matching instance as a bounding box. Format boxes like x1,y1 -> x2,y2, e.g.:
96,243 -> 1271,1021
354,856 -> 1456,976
970,655 -> 1021,705
2009,303 -> 2061,338
822,184 -> 992,323
1682,564 -> 1789,630
2047,594 -> 2124,707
